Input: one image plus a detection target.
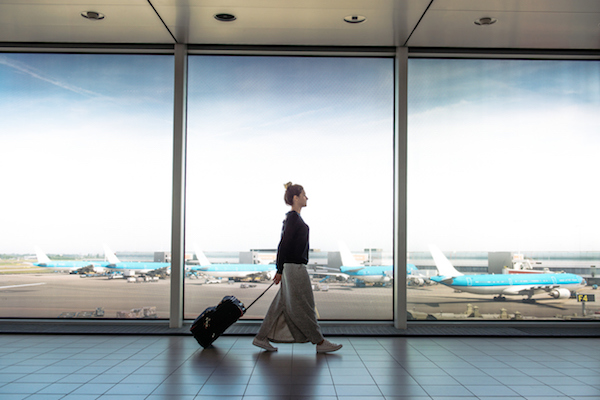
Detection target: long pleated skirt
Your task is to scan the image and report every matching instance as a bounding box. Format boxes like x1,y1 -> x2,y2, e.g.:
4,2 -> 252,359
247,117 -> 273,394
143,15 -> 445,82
256,263 -> 324,345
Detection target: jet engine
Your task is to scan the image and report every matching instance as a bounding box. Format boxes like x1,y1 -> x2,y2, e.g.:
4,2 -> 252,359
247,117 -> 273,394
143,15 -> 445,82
265,270 -> 276,280
549,288 -> 571,299
408,277 -> 425,286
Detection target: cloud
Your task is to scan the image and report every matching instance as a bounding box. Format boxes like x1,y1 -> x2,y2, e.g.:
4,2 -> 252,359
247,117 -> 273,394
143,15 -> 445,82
0,55 -> 104,98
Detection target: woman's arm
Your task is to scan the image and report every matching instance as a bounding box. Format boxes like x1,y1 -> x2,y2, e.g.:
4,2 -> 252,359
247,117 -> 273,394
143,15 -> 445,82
276,213 -> 300,274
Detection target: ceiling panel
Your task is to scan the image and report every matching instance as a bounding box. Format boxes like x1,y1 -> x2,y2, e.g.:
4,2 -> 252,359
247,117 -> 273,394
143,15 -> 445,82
0,0 -> 598,50
430,0 -> 600,13
152,0 -> 431,46
407,8 -> 600,49
0,1 -> 173,43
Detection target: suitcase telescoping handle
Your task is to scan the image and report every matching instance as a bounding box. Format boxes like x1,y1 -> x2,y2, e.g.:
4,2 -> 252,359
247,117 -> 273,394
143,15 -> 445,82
245,282 -> 275,311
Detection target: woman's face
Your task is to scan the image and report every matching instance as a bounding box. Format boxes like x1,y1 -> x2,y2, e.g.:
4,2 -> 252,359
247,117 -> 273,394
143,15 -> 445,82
295,190 -> 308,208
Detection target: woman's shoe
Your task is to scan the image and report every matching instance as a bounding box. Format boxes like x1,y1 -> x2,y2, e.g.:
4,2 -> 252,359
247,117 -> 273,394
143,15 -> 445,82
316,339 -> 342,353
253,337 -> 278,352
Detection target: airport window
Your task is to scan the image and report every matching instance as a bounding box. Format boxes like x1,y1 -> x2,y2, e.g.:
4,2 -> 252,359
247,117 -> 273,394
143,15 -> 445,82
0,53 -> 174,319
407,58 -> 600,322
185,55 -> 394,321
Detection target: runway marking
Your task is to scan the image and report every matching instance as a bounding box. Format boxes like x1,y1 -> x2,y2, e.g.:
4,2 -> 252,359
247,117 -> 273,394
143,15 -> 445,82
0,283 -> 46,290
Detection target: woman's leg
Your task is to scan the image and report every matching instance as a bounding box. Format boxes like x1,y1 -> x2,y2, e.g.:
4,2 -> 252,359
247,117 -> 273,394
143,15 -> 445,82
282,264 -> 324,345
255,288 -> 283,340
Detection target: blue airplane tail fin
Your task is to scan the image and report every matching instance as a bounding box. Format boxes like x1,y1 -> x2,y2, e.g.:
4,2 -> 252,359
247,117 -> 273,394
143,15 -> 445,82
407,263 -> 418,274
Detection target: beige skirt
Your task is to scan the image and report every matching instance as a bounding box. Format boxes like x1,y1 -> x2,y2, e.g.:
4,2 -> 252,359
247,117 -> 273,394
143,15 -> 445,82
256,263 -> 324,344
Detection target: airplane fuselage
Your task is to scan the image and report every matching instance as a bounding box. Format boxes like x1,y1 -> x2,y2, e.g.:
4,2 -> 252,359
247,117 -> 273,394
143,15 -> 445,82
431,273 -> 585,297
190,264 -> 275,279
34,261 -> 109,272
340,264 -> 418,283
106,262 -> 170,274
340,265 -> 392,283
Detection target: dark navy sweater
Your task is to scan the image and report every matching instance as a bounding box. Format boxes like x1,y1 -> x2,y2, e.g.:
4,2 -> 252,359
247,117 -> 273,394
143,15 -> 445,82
276,211 -> 309,274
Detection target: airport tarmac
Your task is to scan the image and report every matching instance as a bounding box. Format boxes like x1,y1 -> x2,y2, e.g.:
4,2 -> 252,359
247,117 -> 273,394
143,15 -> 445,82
0,272 -> 598,321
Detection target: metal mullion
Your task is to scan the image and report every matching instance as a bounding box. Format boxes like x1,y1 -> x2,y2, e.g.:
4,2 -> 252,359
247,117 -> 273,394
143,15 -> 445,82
394,47 -> 408,330
170,44 -> 187,328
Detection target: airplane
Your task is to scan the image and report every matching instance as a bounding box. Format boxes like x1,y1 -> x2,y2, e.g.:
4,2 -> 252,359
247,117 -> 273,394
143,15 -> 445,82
337,241 -> 422,285
428,244 -> 586,302
103,245 -> 170,276
33,247 -> 109,273
187,247 -> 277,281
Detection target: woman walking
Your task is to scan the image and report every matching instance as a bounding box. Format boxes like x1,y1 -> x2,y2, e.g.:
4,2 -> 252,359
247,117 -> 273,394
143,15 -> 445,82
253,182 -> 342,353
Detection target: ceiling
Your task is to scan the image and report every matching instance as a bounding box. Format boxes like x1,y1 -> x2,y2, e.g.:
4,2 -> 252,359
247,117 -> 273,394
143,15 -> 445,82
0,0 -> 599,50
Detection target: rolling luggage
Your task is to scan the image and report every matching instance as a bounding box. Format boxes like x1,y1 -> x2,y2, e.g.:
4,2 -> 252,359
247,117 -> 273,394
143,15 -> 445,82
191,283 -> 274,348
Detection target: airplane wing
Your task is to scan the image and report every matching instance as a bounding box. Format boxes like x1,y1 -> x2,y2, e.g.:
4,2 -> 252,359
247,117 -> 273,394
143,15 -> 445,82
502,285 -> 559,296
306,265 -> 350,279
188,266 -> 209,271
242,271 -> 272,279
341,267 -> 364,274
310,270 -> 350,278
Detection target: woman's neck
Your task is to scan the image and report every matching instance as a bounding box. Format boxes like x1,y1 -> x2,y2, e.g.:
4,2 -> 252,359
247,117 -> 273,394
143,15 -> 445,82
291,205 -> 302,214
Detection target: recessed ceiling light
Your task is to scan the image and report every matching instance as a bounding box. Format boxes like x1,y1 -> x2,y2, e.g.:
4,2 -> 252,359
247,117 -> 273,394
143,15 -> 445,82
344,15 -> 367,24
214,13 -> 236,22
474,17 -> 497,26
81,11 -> 105,21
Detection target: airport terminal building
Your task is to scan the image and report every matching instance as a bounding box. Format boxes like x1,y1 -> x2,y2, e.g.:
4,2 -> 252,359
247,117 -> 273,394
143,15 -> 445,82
1,1 -> 599,399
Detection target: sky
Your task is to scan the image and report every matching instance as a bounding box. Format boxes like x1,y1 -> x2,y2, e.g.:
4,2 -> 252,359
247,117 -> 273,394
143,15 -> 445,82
408,59 -> 600,252
0,53 -> 174,254
0,54 -> 598,255
185,56 -> 394,254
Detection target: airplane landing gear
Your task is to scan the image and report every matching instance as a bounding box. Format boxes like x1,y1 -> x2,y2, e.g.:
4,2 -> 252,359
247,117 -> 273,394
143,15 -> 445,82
522,298 -> 537,304
493,295 -> 506,301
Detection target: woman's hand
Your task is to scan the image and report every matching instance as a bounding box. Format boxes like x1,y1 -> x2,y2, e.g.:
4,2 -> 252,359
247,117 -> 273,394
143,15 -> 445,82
273,273 -> 282,285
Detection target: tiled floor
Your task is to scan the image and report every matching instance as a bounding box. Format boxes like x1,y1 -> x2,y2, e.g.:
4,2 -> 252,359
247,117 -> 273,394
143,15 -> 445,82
0,334 -> 598,400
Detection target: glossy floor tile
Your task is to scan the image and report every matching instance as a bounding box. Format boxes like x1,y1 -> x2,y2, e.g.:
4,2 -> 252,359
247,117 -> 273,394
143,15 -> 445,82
0,335 -> 598,399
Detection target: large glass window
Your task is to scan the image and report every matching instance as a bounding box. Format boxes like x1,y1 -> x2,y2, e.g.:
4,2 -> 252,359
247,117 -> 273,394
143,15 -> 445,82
7,51 -> 597,325
0,53 -> 173,318
407,58 -> 600,321
185,56 -> 394,320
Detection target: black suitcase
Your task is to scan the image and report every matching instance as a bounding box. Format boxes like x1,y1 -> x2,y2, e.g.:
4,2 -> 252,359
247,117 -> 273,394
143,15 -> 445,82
190,296 -> 245,348
190,283 -> 274,348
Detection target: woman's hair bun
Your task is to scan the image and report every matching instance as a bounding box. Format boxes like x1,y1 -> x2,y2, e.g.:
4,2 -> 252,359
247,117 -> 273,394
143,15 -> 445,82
283,182 -> 304,205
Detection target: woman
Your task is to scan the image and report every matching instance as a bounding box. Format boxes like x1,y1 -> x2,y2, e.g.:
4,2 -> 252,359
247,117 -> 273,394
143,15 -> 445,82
253,183 -> 342,353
